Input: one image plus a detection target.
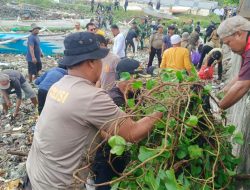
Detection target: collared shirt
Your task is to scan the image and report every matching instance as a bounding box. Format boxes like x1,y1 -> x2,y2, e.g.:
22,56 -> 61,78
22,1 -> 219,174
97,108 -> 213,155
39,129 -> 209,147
160,47 -> 192,71
239,36 -> 250,81
26,75 -> 125,190
150,32 -> 163,49
113,33 -> 126,58
1,69 -> 26,99
101,52 -> 120,91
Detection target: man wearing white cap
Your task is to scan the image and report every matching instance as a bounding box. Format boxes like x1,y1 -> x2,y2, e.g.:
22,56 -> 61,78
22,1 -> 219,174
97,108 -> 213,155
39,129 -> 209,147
217,15 -> 250,110
0,69 -> 37,117
160,34 -> 192,75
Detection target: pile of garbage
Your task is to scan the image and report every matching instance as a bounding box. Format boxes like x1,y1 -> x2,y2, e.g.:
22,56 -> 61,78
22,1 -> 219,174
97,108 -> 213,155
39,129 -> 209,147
0,2 -> 85,20
0,49 -> 154,188
0,54 -> 58,189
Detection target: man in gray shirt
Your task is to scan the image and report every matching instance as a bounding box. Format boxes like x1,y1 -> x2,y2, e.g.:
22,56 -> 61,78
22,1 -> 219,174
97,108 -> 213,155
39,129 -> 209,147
26,32 -> 162,190
0,69 -> 37,117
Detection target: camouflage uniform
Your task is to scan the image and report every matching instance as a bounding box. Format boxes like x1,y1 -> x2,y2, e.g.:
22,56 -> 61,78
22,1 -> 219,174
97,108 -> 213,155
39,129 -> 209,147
138,23 -> 147,49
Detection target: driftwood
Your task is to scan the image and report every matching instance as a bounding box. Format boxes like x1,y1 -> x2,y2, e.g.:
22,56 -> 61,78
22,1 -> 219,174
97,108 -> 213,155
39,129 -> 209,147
7,150 -> 28,157
235,174 -> 250,180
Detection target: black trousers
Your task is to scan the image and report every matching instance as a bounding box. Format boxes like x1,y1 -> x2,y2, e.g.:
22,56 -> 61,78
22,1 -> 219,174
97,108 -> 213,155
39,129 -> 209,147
91,5 -> 94,12
148,47 -> 162,68
217,61 -> 223,80
125,40 -> 135,54
38,89 -> 48,115
92,144 -> 129,190
22,175 -> 32,190
197,45 -> 213,70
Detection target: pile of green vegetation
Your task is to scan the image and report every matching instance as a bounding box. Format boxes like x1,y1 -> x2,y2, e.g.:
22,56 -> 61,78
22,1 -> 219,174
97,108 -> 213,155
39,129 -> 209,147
74,68 -> 242,190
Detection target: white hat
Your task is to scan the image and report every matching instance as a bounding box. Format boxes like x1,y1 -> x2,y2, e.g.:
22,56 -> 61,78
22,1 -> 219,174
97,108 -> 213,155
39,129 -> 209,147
0,73 -> 10,90
171,34 -> 181,45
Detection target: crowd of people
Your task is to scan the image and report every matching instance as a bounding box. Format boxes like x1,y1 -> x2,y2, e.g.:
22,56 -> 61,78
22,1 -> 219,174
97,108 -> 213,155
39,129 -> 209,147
1,3 -> 250,189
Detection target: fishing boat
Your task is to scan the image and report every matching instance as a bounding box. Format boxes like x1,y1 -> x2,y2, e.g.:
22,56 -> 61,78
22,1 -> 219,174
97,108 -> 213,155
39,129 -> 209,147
143,7 -> 178,20
0,32 -> 64,55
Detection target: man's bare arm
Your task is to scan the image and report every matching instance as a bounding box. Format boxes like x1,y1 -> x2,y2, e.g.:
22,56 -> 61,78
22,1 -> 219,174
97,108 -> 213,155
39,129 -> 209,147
219,80 -> 250,110
222,76 -> 239,94
14,98 -> 22,117
107,112 -> 163,143
1,90 -> 9,102
29,45 -> 37,63
1,90 -> 11,107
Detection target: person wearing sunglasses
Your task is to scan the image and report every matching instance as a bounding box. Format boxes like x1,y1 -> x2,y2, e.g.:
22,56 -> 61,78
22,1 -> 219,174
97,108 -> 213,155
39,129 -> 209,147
86,22 -> 97,33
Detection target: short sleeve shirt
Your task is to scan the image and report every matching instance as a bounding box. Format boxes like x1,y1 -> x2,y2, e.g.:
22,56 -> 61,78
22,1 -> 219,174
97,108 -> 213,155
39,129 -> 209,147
101,52 -> 120,91
1,69 -> 26,99
26,75 -> 125,190
26,34 -> 41,62
126,29 -> 137,41
239,37 -> 250,81
163,35 -> 172,49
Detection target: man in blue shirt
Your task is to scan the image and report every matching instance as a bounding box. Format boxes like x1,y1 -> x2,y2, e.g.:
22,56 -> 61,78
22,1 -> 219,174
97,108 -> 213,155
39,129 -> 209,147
162,25 -> 175,54
26,23 -> 43,83
35,64 -> 67,114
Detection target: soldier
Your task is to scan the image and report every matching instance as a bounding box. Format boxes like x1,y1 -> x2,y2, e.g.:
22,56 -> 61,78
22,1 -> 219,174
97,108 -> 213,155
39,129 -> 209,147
156,0 -> 161,10
91,0 -> 95,13
138,18 -> 147,50
124,0 -> 128,12
114,0 -> 119,10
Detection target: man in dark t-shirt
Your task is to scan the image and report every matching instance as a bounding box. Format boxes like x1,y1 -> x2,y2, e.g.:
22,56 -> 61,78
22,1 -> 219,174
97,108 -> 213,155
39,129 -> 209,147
26,23 -> 43,83
125,27 -> 138,56
217,16 -> 250,110
0,69 -> 37,117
